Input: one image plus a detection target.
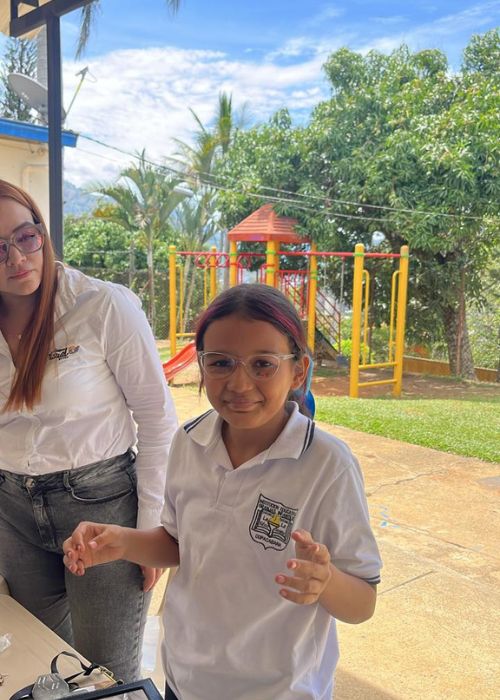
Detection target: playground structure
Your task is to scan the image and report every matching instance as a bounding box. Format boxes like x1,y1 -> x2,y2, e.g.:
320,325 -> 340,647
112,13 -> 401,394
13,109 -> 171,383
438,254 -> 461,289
166,205 -> 409,398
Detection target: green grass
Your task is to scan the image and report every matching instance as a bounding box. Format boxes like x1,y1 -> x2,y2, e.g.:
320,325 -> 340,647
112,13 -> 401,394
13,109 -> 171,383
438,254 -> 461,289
158,347 -> 170,363
315,396 -> 500,462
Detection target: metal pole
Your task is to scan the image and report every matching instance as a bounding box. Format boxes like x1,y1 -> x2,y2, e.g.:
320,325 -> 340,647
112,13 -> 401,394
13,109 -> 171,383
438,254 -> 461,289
349,243 -> 365,398
169,246 -> 177,357
46,11 -> 63,259
209,245 -> 217,300
393,245 -> 410,397
307,243 -> 317,352
229,240 -> 238,287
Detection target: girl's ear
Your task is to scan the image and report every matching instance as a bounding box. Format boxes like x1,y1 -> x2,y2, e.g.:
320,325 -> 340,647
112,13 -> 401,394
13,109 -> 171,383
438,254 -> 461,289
291,353 -> 310,391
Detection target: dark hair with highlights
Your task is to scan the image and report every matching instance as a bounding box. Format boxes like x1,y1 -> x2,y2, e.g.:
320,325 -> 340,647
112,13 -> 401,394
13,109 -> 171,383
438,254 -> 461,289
195,284 -> 313,414
0,179 -> 58,412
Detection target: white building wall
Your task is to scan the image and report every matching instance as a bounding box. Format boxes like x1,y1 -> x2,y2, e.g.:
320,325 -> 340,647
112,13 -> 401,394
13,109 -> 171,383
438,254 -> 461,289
0,136 -> 50,226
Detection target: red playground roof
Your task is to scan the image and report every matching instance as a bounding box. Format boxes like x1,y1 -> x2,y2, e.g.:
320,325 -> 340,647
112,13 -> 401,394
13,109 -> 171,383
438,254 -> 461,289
227,204 -> 308,243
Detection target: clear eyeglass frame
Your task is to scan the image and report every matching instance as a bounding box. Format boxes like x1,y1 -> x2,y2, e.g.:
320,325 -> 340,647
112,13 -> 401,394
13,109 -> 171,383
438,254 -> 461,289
197,351 -> 296,381
0,223 -> 45,264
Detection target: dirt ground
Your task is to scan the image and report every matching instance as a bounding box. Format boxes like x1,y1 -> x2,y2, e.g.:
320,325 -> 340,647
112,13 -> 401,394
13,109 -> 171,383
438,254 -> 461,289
311,368 -> 500,400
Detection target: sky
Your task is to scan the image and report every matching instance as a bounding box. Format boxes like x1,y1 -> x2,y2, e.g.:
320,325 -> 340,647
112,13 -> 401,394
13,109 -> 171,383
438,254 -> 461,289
2,0 -> 499,187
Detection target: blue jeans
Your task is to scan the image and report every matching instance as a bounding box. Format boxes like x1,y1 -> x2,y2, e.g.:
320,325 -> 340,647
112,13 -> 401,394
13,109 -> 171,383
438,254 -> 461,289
165,684 -> 179,700
0,451 -> 151,682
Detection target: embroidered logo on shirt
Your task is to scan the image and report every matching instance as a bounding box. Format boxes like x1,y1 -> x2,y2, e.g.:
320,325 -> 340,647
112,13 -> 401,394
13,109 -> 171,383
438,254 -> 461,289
249,494 -> 298,551
48,345 -> 80,361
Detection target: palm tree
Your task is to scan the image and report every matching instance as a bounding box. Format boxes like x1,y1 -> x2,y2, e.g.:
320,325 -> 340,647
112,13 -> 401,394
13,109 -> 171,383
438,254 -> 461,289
171,192 -> 218,330
171,92 -> 249,281
95,152 -> 186,333
172,93 -> 248,183
76,1 -> 182,57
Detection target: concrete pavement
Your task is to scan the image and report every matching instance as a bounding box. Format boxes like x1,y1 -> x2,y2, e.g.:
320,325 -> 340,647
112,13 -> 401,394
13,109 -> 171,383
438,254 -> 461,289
154,386 -> 500,699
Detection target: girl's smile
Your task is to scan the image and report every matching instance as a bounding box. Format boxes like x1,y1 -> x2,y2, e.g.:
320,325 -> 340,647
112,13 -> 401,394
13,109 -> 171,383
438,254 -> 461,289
200,314 -> 308,464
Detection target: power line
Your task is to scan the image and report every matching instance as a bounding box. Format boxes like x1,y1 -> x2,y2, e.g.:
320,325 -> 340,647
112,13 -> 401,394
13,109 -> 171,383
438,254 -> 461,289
75,136 -> 393,224
76,132 -> 498,225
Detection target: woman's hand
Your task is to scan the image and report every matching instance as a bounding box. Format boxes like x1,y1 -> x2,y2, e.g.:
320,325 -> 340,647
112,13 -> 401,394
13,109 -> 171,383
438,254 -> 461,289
141,566 -> 165,592
275,529 -> 332,605
63,521 -> 127,576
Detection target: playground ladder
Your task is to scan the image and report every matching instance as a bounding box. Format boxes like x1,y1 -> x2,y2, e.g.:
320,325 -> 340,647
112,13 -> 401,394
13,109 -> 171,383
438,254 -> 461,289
277,270 -> 341,356
315,287 -> 341,355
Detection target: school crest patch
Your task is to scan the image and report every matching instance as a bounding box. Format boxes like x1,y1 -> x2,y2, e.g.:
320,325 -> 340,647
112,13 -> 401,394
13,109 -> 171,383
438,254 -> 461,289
249,494 -> 298,551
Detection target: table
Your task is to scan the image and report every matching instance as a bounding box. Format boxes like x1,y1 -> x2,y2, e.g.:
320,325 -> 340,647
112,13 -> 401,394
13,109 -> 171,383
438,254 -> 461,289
0,595 -> 114,699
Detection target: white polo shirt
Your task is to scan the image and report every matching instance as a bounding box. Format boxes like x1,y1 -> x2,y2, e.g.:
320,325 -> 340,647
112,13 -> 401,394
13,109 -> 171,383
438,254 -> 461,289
0,264 -> 177,529
161,402 -> 381,700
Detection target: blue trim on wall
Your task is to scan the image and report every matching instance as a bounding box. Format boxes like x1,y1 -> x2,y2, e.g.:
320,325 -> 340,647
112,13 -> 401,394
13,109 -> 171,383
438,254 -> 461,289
0,118 -> 78,148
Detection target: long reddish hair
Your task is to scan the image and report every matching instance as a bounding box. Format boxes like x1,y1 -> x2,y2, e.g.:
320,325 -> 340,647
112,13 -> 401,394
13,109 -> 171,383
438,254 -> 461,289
0,179 -> 58,412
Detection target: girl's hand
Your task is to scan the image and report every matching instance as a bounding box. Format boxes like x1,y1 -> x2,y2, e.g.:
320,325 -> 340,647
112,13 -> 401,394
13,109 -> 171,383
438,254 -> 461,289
63,521 -> 127,576
275,529 -> 332,605
141,566 -> 165,592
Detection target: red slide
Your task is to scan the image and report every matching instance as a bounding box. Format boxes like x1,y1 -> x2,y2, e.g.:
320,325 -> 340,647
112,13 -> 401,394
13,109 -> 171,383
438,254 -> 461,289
163,341 -> 197,383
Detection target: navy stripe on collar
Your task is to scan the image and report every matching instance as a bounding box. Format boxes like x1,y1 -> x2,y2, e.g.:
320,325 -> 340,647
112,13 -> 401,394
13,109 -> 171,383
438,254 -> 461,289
184,409 -> 214,433
300,419 -> 315,456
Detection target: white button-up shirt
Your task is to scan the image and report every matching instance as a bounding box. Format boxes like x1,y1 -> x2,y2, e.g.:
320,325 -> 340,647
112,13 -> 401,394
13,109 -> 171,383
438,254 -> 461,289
0,263 -> 177,529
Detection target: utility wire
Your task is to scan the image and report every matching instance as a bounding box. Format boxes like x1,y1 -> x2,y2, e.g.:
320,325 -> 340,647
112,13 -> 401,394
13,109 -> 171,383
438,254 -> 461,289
76,132 -> 498,224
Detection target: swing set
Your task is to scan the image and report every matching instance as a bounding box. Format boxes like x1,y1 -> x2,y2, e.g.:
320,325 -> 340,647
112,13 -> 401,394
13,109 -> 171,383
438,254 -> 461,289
166,205 -> 409,398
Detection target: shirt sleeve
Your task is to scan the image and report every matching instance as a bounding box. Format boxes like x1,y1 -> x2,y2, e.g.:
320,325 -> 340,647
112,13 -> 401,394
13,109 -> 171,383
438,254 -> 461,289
103,284 -> 178,530
320,454 -> 382,585
160,428 -> 184,541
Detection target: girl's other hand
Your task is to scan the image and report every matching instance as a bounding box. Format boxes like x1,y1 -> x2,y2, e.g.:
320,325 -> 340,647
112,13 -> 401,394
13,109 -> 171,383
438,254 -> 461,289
62,521 -> 126,576
275,529 -> 332,605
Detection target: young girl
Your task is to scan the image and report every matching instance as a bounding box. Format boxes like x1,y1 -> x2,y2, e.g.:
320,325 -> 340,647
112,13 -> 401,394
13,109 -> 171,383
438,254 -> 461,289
64,284 -> 381,700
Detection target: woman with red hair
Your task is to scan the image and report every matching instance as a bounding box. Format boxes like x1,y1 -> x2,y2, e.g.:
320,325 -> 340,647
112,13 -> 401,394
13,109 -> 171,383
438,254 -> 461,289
0,179 -> 177,681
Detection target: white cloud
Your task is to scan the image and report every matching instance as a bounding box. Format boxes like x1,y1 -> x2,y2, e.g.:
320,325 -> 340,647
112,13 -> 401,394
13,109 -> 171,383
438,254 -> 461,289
357,1 -> 500,57
60,1 -> 499,187
306,5 -> 345,27
62,45 -> 330,186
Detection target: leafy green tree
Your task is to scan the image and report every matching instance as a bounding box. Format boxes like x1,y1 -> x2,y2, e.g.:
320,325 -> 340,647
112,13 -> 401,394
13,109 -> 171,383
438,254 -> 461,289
93,153 -> 186,333
64,216 -> 138,270
0,37 -> 37,121
170,193 -> 219,330
216,36 -> 500,378
311,42 -> 499,378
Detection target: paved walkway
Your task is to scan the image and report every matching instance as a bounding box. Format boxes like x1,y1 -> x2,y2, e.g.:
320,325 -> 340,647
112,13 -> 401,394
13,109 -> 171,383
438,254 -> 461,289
151,385 -> 499,699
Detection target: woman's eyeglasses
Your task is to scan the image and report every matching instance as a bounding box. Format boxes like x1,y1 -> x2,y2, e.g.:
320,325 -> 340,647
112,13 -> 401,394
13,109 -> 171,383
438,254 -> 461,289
0,224 -> 44,264
198,351 -> 296,380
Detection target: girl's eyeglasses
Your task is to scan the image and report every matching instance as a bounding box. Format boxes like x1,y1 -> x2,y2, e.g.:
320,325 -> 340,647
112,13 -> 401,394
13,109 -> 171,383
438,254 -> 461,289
0,224 -> 45,264
198,351 -> 296,380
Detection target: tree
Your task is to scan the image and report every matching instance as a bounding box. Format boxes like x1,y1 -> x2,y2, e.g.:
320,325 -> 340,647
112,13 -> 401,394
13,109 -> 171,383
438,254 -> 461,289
76,0 -> 182,57
93,153 -> 187,333
64,216 -> 136,271
171,93 -> 249,282
0,37 -> 37,121
312,42 -> 499,378
216,37 -> 500,378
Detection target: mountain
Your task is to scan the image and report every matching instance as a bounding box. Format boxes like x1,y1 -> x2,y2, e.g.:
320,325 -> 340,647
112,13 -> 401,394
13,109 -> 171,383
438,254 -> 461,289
64,180 -> 107,217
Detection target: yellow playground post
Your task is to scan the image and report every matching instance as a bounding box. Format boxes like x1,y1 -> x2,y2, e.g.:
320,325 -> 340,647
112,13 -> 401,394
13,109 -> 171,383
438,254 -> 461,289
169,245 -> 177,357
307,243 -> 318,352
167,204 -> 409,398
209,245 -> 217,300
349,244 -> 410,398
